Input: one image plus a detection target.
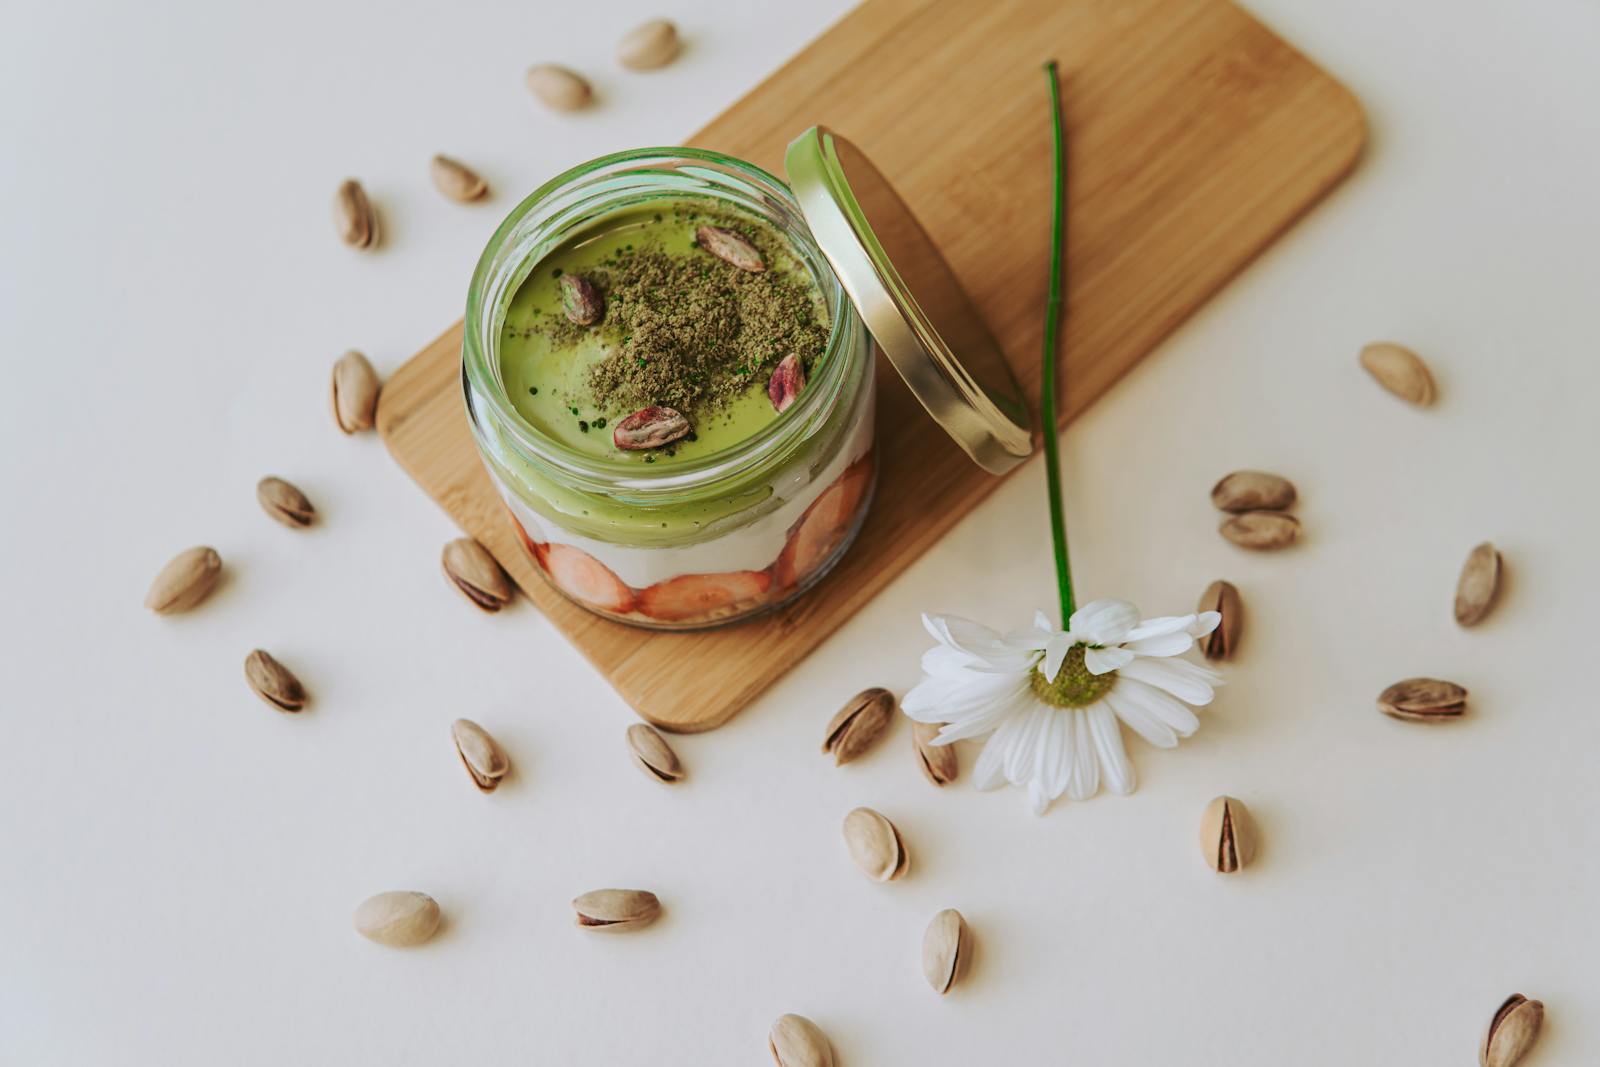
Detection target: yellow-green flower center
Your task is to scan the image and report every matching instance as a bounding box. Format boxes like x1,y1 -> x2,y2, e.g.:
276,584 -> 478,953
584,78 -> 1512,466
1030,644 -> 1115,708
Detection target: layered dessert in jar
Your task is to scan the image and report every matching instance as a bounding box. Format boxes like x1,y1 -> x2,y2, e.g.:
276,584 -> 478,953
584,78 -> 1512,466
463,150 -> 876,629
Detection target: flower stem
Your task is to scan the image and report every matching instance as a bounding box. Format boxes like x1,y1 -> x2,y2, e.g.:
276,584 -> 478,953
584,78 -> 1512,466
1040,60 -> 1075,625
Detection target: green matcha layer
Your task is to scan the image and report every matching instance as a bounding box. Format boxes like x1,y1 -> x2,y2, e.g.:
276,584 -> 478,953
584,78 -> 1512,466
496,198 -> 830,466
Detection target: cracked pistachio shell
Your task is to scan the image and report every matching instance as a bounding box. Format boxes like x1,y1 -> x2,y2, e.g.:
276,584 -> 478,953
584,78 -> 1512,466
1198,580 -> 1242,661
616,18 -> 680,70
353,890 -> 440,947
572,888 -> 660,931
842,807 -> 908,882
429,154 -> 488,203
331,349 -> 381,433
332,178 -> 378,250
451,719 -> 509,792
1199,795 -> 1255,873
768,1014 -> 835,1067
922,908 -> 972,995
1210,470 -> 1296,513
1378,678 -> 1467,722
1455,542 -> 1503,627
912,720 -> 958,786
626,723 -> 683,783
525,64 -> 592,111
144,546 -> 222,614
822,687 -> 895,765
1480,994 -> 1544,1067
256,476 -> 315,528
1360,341 -> 1435,406
1220,510 -> 1300,550
441,538 -> 513,612
244,649 -> 307,712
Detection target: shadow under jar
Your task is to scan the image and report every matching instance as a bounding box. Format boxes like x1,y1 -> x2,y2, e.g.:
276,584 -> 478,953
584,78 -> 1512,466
465,134 -> 1033,630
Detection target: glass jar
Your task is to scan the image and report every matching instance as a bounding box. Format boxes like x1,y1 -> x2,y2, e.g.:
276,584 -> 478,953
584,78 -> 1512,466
464,148 -> 876,630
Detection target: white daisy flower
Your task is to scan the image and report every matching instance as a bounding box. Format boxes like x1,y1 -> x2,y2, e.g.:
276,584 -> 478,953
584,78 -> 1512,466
902,598 -> 1223,814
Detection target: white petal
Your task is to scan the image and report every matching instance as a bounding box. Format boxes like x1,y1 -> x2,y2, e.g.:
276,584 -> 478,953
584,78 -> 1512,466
1188,611 -> 1221,637
1123,630 -> 1196,657
904,669 -> 1027,721
1030,712 -> 1061,814
1102,683 -> 1178,749
1033,610 -> 1055,634
1087,703 -> 1135,794
1028,776 -> 1051,815
971,732 -> 1010,790
1115,678 -> 1200,738
1067,598 -> 1139,646
1003,704 -> 1050,784
931,684 -> 1036,743
919,643 -> 978,677
1083,645 -> 1133,675
922,613 -> 1018,661
1124,614 -> 1194,641
1039,709 -> 1072,802
1041,634 -> 1074,681
1119,657 -> 1219,706
1053,706 -> 1078,796
1065,710 -> 1099,800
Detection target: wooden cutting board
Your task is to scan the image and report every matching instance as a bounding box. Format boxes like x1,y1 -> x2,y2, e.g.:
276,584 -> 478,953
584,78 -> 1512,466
376,0 -> 1364,732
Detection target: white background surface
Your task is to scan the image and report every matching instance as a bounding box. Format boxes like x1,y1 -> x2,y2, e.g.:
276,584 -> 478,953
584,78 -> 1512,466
3,0 -> 1598,1063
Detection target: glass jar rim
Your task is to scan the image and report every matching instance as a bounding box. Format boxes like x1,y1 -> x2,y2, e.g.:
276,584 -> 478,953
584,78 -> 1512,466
462,146 -> 862,496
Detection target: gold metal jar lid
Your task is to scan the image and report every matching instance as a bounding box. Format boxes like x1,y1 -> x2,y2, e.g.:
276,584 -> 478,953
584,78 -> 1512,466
784,126 -> 1034,474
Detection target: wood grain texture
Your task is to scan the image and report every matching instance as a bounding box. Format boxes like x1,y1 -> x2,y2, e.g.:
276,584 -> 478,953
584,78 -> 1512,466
376,0 -> 1364,732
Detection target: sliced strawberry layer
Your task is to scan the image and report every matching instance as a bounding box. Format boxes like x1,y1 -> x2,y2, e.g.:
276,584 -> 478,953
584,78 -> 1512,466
536,542 -> 636,614
506,510 -> 541,559
773,453 -> 874,591
637,569 -> 772,623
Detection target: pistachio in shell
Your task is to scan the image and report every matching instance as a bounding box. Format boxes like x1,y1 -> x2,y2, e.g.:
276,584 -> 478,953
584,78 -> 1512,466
822,687 -> 895,765
331,349 -> 381,434
353,890 -> 440,947
451,718 -> 510,792
244,649 -> 307,712
525,64 -> 592,111
256,476 -> 315,528
922,908 -> 973,994
842,806 -> 908,882
144,546 -> 222,614
572,888 -> 660,931
1480,993 -> 1544,1067
1219,510 -> 1300,550
1378,678 -> 1467,722
1455,542 -> 1503,627
429,154 -> 488,203
768,1014 -> 836,1067
616,19 -> 681,71
1360,341 -> 1436,406
441,537 -> 513,612
625,723 -> 683,783
1210,470 -> 1296,513
1197,580 -> 1242,660
1199,795 -> 1256,873
911,720 -> 958,786
332,178 -> 378,250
